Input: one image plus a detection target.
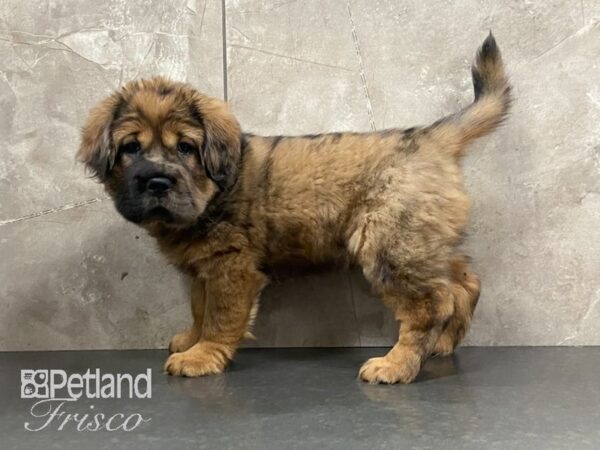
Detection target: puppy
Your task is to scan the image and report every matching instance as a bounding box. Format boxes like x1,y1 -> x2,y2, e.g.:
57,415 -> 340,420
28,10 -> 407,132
78,33 -> 510,384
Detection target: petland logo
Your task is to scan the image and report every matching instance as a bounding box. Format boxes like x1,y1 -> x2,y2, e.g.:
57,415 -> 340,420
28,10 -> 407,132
21,369 -> 152,431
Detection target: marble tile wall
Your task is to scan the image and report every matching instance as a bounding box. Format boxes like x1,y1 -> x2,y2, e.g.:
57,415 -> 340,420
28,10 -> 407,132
0,0 -> 598,349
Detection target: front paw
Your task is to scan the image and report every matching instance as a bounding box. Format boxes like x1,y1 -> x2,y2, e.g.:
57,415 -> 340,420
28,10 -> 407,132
359,356 -> 420,384
168,329 -> 199,354
164,342 -> 232,377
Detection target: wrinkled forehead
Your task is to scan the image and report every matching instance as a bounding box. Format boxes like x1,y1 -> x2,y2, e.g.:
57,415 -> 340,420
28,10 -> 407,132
112,87 -> 205,148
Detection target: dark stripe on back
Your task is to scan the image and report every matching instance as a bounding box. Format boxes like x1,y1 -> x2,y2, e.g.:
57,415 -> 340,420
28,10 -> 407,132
157,85 -> 175,97
270,135 -> 284,151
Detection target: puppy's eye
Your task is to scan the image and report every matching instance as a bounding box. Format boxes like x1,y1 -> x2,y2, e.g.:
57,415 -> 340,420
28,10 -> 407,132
118,141 -> 141,155
177,142 -> 195,155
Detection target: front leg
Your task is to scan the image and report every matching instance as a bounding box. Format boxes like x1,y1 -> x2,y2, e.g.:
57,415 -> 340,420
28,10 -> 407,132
169,278 -> 206,353
165,253 -> 267,377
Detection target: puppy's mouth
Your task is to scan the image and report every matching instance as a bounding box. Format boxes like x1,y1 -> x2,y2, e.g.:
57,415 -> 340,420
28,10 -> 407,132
139,197 -> 198,228
143,206 -> 174,223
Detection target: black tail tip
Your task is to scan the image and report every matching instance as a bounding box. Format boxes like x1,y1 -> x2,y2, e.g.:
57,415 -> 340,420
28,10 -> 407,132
472,32 -> 502,101
480,31 -> 498,59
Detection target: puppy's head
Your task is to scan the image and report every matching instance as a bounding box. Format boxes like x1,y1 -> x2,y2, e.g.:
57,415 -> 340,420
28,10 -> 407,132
78,77 -> 241,230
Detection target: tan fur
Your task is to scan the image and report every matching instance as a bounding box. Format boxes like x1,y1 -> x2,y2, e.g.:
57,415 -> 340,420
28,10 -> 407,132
78,35 -> 510,383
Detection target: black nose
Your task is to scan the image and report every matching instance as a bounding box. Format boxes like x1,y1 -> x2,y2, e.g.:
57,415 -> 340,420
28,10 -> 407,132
144,177 -> 173,196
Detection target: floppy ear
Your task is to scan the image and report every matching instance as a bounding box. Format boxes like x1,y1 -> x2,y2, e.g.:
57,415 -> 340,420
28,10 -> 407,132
78,93 -> 124,181
194,95 -> 242,191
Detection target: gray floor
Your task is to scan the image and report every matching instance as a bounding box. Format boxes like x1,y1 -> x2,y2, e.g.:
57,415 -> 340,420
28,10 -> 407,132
1,347 -> 599,449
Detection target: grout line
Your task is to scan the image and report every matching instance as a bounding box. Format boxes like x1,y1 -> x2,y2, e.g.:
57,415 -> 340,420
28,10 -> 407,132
221,0 -> 228,101
0,197 -> 105,227
347,2 -> 376,131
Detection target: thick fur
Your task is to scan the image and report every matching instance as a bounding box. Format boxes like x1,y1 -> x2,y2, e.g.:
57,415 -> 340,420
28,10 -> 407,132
78,34 -> 510,383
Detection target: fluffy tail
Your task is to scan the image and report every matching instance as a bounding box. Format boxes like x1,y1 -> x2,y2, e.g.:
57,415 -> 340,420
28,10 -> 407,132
429,32 -> 512,156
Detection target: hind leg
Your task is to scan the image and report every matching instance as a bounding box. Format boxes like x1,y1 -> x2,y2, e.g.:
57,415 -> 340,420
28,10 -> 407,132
359,286 -> 454,384
432,255 -> 481,356
349,213 -> 457,384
